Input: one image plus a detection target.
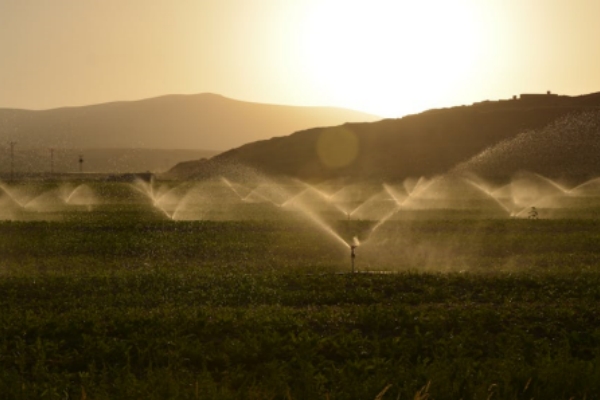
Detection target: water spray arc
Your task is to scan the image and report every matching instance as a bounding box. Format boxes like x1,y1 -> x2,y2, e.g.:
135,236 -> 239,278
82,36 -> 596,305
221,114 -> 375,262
6,171 -> 600,264
221,177 -> 248,200
367,178 -> 436,236
462,178 -> 513,215
129,178 -> 190,220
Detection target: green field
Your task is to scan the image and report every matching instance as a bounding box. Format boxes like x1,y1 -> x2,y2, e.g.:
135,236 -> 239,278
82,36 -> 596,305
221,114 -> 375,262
2,179 -> 600,399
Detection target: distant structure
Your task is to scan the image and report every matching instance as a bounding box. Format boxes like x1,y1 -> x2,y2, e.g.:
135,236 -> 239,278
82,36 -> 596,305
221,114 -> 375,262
518,91 -> 558,102
473,91 -> 562,107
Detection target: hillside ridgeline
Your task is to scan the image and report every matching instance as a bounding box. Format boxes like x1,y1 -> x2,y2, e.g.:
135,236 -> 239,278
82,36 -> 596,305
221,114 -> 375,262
168,92 -> 600,182
0,93 -> 380,151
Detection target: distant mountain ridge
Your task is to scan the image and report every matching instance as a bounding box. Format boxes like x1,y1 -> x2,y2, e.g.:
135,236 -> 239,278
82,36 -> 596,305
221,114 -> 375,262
167,92 -> 600,181
0,93 -> 380,151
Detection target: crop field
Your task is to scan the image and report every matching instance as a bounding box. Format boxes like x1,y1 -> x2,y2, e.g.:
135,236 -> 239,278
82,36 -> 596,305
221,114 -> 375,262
2,177 -> 600,399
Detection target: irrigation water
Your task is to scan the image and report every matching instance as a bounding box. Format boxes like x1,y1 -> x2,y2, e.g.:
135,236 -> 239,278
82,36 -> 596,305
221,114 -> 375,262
4,170 -> 600,270
0,182 -> 97,219
4,172 -> 600,221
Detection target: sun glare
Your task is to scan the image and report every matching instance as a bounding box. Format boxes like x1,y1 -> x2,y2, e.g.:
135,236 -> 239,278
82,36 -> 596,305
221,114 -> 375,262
301,0 -> 482,117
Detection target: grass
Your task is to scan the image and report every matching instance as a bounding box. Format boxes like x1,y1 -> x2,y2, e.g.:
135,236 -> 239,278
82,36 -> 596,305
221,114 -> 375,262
2,181 -> 600,398
4,267 -> 600,399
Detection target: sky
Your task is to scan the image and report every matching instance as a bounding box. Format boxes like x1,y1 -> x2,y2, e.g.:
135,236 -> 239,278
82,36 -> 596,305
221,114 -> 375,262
1,0 -> 600,118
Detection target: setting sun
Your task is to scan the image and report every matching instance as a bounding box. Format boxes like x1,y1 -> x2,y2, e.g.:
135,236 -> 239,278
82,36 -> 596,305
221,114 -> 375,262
300,0 -> 482,116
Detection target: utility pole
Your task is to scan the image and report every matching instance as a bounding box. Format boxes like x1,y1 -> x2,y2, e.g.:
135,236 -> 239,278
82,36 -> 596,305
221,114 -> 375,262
78,154 -> 84,173
50,148 -> 54,175
9,141 -> 16,181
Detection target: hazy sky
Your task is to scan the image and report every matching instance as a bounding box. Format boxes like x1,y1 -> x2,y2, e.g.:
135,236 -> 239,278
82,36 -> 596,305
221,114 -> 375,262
1,0 -> 600,117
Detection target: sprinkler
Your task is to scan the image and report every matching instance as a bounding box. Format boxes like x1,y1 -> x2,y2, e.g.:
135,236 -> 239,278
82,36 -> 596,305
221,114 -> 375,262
350,245 -> 357,273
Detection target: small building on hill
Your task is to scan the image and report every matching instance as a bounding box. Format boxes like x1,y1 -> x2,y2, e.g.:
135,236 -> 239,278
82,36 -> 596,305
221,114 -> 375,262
472,91 -> 562,107
519,91 -> 557,100
516,91 -> 565,106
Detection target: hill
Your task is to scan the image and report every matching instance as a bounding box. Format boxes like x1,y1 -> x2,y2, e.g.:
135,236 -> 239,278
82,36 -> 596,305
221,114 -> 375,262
0,94 -> 379,173
167,92 -> 600,181
0,93 -> 378,174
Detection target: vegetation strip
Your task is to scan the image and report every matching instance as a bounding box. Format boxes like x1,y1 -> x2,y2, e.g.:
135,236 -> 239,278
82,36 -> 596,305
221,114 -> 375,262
2,219 -> 600,398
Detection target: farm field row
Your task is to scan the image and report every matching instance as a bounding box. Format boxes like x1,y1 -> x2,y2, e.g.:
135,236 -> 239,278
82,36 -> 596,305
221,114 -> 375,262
2,218 -> 600,399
